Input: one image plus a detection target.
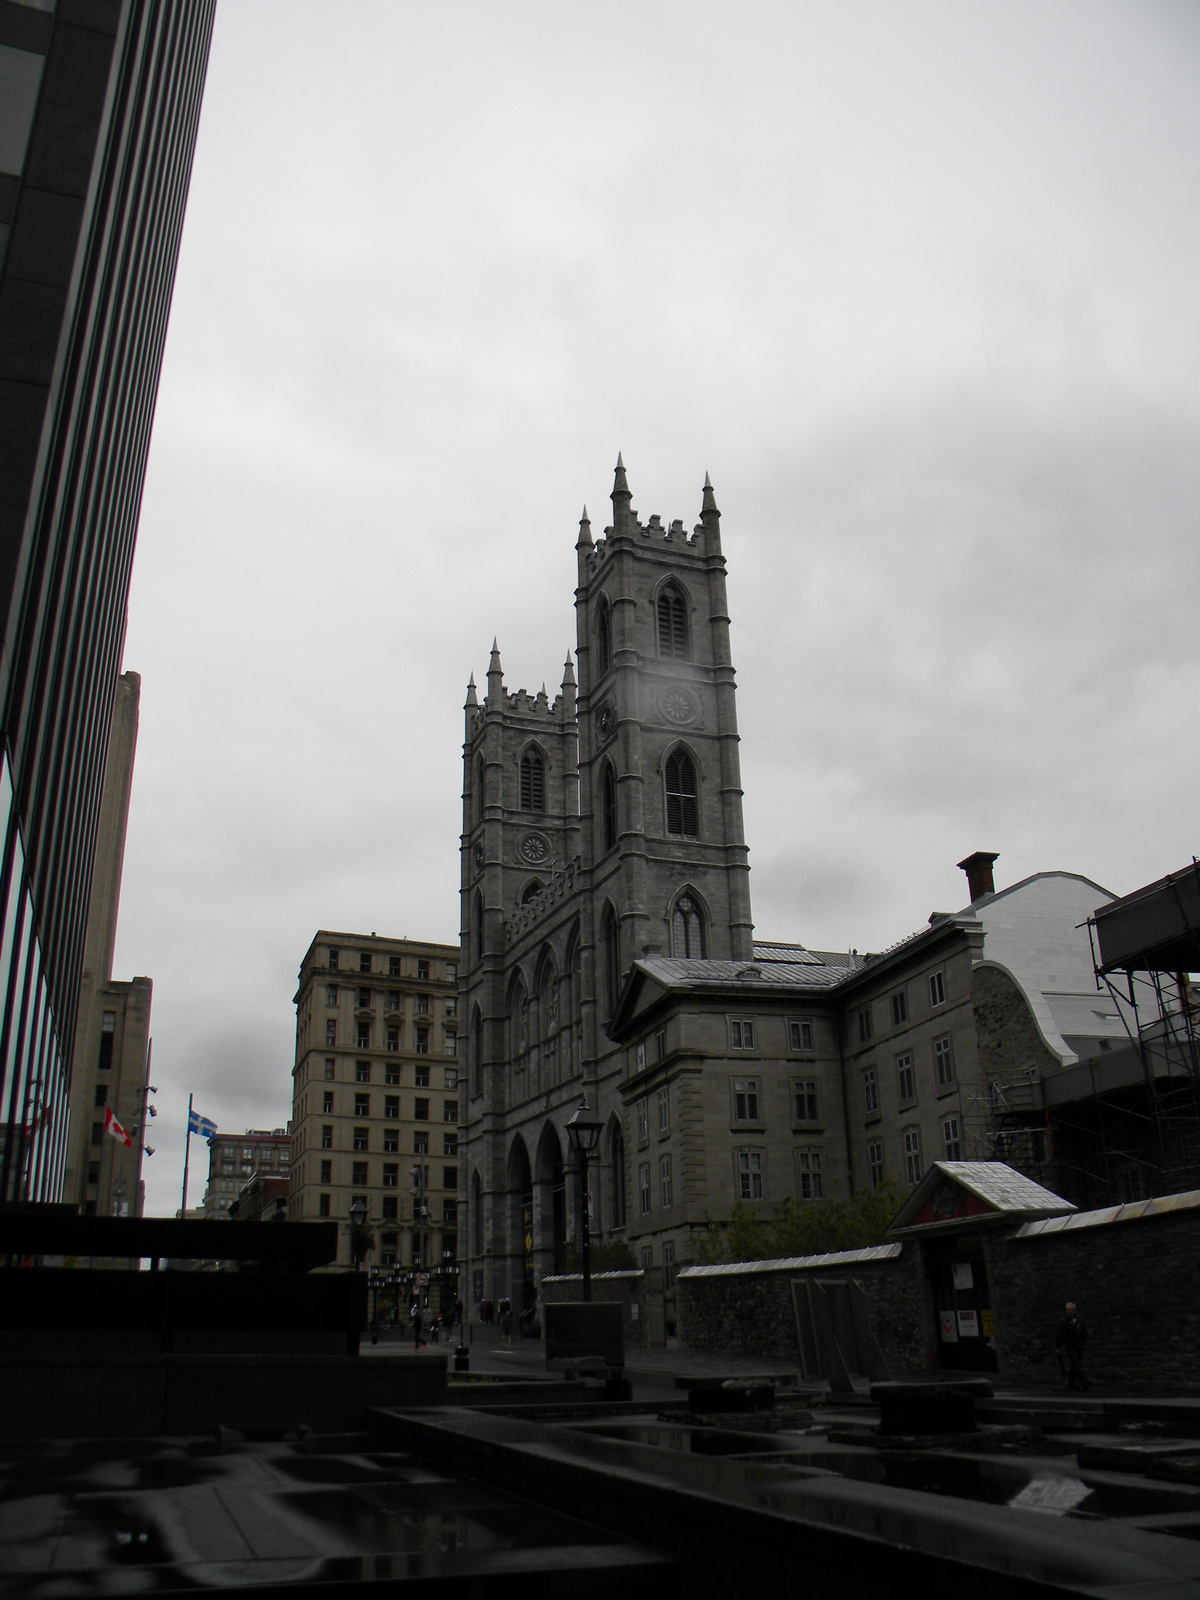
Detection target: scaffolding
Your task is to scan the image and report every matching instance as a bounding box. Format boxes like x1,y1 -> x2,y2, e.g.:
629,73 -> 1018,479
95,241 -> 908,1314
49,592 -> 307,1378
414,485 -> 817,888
1087,861 -> 1200,1198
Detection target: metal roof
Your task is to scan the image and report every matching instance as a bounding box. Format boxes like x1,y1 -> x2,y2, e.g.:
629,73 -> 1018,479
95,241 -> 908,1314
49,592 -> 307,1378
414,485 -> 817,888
679,1243 -> 902,1278
932,1161 -> 1075,1213
1014,1187 -> 1200,1238
636,955 -> 846,991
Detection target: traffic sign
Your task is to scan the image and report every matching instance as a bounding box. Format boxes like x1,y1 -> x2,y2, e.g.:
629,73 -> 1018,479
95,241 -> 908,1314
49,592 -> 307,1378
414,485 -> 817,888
415,1271 -> 430,1286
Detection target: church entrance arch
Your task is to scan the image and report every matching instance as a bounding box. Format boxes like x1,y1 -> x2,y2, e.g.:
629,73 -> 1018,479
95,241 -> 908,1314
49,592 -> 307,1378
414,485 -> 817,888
507,1136 -> 535,1315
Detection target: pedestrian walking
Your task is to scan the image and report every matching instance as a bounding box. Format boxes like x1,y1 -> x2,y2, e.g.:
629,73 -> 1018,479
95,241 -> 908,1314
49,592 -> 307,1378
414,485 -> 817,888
500,1305 -> 514,1351
410,1301 -> 425,1351
1055,1301 -> 1089,1390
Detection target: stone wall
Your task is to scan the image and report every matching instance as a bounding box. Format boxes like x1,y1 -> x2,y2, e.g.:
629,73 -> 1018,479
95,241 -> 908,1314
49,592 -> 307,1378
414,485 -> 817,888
677,1246 -> 928,1374
991,1207 -> 1200,1390
541,1269 -> 661,1349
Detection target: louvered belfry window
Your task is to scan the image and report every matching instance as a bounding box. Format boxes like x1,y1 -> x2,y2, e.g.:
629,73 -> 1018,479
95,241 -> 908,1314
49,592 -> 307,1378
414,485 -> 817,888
664,752 -> 698,837
657,585 -> 689,658
602,762 -> 617,851
597,598 -> 612,676
520,748 -> 545,810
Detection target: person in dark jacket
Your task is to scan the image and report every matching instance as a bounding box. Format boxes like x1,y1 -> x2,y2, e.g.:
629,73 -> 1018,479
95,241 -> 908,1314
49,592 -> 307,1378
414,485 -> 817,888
1055,1302 -> 1089,1389
410,1302 -> 425,1351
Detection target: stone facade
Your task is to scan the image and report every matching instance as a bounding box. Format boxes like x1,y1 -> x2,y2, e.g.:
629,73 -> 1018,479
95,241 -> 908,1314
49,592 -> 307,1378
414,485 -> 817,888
63,671 -> 154,1220
290,933 -> 462,1273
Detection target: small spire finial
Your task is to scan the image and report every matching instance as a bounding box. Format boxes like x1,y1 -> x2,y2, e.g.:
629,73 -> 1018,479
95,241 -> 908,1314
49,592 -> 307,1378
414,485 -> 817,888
465,672 -> 478,708
577,504 -> 593,549
613,453 -> 630,498
700,471 -> 719,520
563,651 -> 576,687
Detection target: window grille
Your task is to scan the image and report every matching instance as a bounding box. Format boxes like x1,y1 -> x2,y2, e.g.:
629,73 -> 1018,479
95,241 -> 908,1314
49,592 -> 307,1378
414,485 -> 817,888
664,752 -> 698,837
733,1078 -> 759,1121
520,749 -> 545,810
793,1080 -> 819,1122
868,1138 -> 885,1187
797,1149 -> 823,1200
934,1034 -> 954,1086
737,1149 -> 764,1200
904,1127 -> 922,1184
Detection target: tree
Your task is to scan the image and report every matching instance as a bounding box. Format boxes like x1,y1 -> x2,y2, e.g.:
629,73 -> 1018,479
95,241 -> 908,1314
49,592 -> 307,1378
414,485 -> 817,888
690,1181 -> 904,1266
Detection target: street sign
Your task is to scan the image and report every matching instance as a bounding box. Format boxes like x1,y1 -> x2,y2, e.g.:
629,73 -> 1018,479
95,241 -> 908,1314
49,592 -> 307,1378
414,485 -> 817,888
415,1271 -> 430,1286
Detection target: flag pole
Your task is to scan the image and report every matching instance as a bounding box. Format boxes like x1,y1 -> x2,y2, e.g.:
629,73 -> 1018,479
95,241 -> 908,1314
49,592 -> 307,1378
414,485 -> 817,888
181,1092 -> 192,1218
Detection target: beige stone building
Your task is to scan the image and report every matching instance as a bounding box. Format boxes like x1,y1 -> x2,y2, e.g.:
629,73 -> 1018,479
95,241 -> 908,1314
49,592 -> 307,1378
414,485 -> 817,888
289,933 -> 461,1276
63,671 -> 154,1218
201,1128 -> 293,1217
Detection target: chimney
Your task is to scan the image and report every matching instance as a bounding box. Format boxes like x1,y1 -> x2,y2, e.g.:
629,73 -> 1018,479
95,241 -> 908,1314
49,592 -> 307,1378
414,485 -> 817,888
957,851 -> 999,903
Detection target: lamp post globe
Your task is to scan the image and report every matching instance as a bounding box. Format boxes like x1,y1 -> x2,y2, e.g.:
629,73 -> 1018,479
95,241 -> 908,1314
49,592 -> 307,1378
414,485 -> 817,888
565,1099 -> 602,1301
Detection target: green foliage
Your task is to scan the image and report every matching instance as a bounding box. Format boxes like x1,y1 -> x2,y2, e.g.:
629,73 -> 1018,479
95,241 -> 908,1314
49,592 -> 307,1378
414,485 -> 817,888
690,1180 -> 904,1266
559,1237 -> 638,1274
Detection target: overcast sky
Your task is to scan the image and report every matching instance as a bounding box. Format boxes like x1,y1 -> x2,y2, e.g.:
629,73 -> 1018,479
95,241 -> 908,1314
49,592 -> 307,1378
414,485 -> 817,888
116,1 -> 1200,1215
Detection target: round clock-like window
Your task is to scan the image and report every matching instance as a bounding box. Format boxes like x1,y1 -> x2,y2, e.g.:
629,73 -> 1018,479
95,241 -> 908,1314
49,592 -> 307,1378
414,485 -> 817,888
520,833 -> 549,865
597,704 -> 615,740
473,844 -> 485,874
661,688 -> 697,724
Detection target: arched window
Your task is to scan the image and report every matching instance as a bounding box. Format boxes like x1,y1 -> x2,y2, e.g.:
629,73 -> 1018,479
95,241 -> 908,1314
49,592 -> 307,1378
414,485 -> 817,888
611,1123 -> 626,1227
521,879 -> 543,905
520,748 -> 545,811
665,751 -> 698,837
657,583 -> 689,659
602,904 -> 620,1018
471,1170 -> 484,1254
471,1006 -> 483,1097
597,597 -> 612,677
601,762 -> 617,852
672,893 -> 705,958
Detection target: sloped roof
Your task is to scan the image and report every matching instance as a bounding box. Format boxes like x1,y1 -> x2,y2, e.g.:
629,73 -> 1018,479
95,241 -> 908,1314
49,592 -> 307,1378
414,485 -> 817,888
1014,1187 -> 1200,1238
889,1161 -> 1075,1233
635,955 -> 846,991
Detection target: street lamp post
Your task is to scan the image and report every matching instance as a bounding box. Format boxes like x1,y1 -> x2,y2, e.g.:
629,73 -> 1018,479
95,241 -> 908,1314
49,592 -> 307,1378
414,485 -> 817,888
565,1098 -> 603,1302
349,1196 -> 368,1270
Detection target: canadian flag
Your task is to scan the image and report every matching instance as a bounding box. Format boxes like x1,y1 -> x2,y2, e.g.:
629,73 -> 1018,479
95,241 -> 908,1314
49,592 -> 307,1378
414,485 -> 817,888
104,1105 -> 132,1148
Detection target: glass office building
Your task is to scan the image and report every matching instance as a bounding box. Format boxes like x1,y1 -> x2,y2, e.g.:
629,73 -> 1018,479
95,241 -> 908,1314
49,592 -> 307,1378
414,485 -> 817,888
0,1 -> 215,1199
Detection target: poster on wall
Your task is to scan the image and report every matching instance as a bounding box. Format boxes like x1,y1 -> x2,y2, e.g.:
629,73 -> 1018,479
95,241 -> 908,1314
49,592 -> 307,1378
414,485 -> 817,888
957,1309 -> 980,1338
940,1310 -> 958,1342
952,1262 -> 974,1290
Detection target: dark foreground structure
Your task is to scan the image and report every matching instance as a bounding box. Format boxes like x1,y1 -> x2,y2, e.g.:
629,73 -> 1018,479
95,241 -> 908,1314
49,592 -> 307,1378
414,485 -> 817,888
0,0 -> 215,1200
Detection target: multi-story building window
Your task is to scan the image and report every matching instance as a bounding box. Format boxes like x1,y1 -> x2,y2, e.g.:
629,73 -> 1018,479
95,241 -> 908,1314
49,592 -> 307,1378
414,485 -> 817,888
357,1024 -> 371,1050
323,1091 -> 335,1113
325,986 -> 338,1006
639,1163 -> 651,1214
414,1131 -> 430,1156
357,987 -> 371,1008
444,1100 -> 458,1123
789,1019 -> 814,1052
662,1240 -> 676,1288
352,1162 -> 368,1185
443,1199 -> 458,1227
797,1148 -> 823,1200
733,1078 -> 760,1121
359,952 -> 372,973
863,1067 -> 879,1113
904,1127 -> 923,1184
929,970 -> 946,1007
328,949 -> 340,970
320,1159 -> 332,1183
891,990 -> 908,1026
324,1058 -> 335,1079
321,1125 -> 333,1148
415,1064 -> 430,1087
385,1062 -> 400,1085
868,1138 -> 885,1187
896,1054 -> 916,1103
657,1086 -> 670,1134
934,1034 -> 955,1086
382,1163 -> 398,1187
416,994 -> 429,1014
356,1061 -> 371,1083
444,1031 -> 457,1055
446,1069 -> 459,1090
942,1116 -> 962,1161
352,1127 -> 368,1151
415,1099 -> 429,1121
655,1030 -> 666,1060
94,1084 -> 107,1106
326,1020 -> 337,1045
380,1232 -> 398,1265
389,956 -> 400,976
637,1100 -> 648,1143
354,1093 -> 370,1117
383,1128 -> 399,1152
416,1028 -> 429,1054
659,1154 -> 673,1207
417,960 -> 430,980
319,1193 -> 331,1216
382,1197 -> 399,1220
737,1149 -> 764,1200
858,1006 -> 873,1042
793,1080 -> 819,1122
729,1017 -> 755,1049
446,962 -> 456,982
443,1133 -> 458,1157
384,1095 -> 400,1119
387,1028 -> 399,1051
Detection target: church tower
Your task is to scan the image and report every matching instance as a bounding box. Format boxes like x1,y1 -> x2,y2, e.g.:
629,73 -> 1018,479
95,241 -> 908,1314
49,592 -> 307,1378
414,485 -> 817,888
459,460 -> 753,1314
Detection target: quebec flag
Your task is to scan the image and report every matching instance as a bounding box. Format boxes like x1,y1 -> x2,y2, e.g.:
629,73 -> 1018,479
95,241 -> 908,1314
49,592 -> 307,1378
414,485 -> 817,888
188,1109 -> 218,1141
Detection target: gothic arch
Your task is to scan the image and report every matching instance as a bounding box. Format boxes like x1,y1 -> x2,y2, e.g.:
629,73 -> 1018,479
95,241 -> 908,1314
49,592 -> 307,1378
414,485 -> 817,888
653,576 -> 692,660
519,878 -> 544,906
662,742 -> 700,838
600,900 -> 621,1022
519,741 -> 547,811
667,884 -> 709,959
596,592 -> 612,678
600,759 -> 618,853
607,1113 -> 626,1229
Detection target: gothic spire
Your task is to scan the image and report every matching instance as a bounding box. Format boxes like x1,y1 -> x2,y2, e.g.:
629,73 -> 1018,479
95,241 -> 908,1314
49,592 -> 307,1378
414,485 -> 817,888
576,504 -> 592,549
486,638 -> 504,702
465,672 -> 478,708
701,470 -> 719,520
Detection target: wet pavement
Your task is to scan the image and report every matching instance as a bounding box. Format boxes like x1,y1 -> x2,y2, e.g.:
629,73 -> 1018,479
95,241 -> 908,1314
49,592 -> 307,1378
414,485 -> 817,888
0,1431 -> 671,1595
